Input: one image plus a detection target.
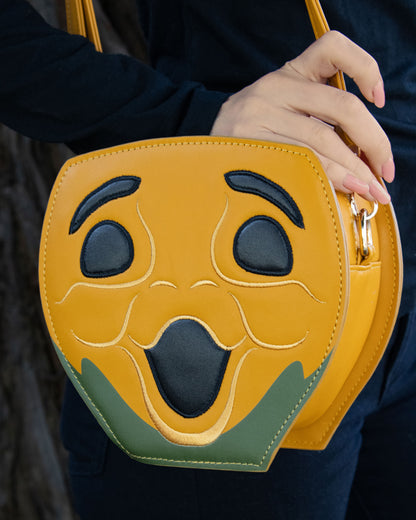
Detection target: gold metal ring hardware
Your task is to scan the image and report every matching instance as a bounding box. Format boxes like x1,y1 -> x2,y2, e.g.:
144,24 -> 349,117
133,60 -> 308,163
349,194 -> 378,260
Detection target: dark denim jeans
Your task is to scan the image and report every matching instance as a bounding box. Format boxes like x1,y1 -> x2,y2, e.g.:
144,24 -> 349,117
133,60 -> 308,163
61,312 -> 416,519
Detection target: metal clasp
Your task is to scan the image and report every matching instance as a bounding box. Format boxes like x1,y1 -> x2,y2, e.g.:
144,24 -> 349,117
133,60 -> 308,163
350,194 -> 378,260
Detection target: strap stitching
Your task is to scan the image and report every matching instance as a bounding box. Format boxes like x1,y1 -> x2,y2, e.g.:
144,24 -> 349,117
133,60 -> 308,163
42,140 -> 344,468
288,204 -> 397,447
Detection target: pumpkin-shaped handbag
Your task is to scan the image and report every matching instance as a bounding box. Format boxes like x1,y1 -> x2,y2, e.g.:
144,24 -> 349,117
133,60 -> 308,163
39,0 -> 402,471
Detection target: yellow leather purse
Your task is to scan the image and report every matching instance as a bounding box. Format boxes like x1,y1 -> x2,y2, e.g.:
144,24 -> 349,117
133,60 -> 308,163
39,0 -> 402,471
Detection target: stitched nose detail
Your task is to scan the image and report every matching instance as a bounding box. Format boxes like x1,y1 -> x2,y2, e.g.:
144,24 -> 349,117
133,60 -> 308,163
145,319 -> 230,418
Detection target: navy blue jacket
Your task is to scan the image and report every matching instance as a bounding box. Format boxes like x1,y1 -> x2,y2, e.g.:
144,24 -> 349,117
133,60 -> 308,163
0,0 -> 415,313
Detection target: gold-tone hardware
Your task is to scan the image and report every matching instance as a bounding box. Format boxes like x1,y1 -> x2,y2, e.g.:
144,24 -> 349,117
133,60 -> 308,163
350,194 -> 378,260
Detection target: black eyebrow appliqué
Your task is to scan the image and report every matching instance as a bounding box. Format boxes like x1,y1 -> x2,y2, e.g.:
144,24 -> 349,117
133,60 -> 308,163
224,170 -> 304,229
69,176 -> 141,234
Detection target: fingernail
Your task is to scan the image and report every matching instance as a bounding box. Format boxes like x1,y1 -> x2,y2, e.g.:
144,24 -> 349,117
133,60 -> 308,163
370,179 -> 391,204
381,157 -> 395,182
342,174 -> 369,195
372,79 -> 385,108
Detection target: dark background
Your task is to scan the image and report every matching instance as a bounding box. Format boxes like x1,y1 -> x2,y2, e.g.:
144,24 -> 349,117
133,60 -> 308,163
0,1 -> 146,518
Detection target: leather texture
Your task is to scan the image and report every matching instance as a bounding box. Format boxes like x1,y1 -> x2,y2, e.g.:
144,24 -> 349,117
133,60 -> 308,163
41,0 -> 403,470
65,0 -> 102,51
39,136 -> 402,470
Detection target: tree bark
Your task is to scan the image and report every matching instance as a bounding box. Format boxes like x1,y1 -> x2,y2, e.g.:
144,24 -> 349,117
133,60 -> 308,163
0,2 -> 146,518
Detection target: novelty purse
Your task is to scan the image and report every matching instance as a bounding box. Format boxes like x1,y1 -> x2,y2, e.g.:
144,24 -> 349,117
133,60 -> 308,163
39,0 -> 402,471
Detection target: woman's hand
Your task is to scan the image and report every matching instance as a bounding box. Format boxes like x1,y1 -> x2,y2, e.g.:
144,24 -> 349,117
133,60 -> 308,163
210,31 -> 393,204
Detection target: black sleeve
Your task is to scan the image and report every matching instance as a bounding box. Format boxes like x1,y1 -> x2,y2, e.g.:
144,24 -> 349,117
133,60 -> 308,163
0,0 -> 229,153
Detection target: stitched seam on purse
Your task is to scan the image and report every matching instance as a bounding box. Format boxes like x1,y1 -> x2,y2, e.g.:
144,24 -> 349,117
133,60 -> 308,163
289,204 -> 397,447
43,140 -> 344,467
255,159 -> 343,466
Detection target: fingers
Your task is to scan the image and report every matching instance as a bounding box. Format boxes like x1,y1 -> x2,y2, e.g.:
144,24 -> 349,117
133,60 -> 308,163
255,124 -> 391,204
316,154 -> 391,204
229,104 -> 391,203
212,89 -> 391,203
287,31 -> 384,107
280,81 -> 393,178
210,30 -> 394,205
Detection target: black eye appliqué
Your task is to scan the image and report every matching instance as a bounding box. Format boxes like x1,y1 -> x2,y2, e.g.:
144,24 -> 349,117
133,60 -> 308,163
233,216 -> 293,276
80,220 -> 134,278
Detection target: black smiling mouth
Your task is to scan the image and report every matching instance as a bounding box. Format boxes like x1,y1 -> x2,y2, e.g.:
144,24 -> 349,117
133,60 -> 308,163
145,319 -> 230,418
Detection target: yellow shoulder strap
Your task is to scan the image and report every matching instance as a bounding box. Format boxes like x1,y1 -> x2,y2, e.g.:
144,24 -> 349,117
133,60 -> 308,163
64,0 -> 349,139
64,0 -> 347,127
305,0 -> 330,38
304,0 -> 346,91
65,0 -> 102,52
64,1 -> 335,54
64,0 -> 343,92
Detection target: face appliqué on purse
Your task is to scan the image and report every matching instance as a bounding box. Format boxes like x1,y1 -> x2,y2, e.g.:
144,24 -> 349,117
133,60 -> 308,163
40,137 -> 362,470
